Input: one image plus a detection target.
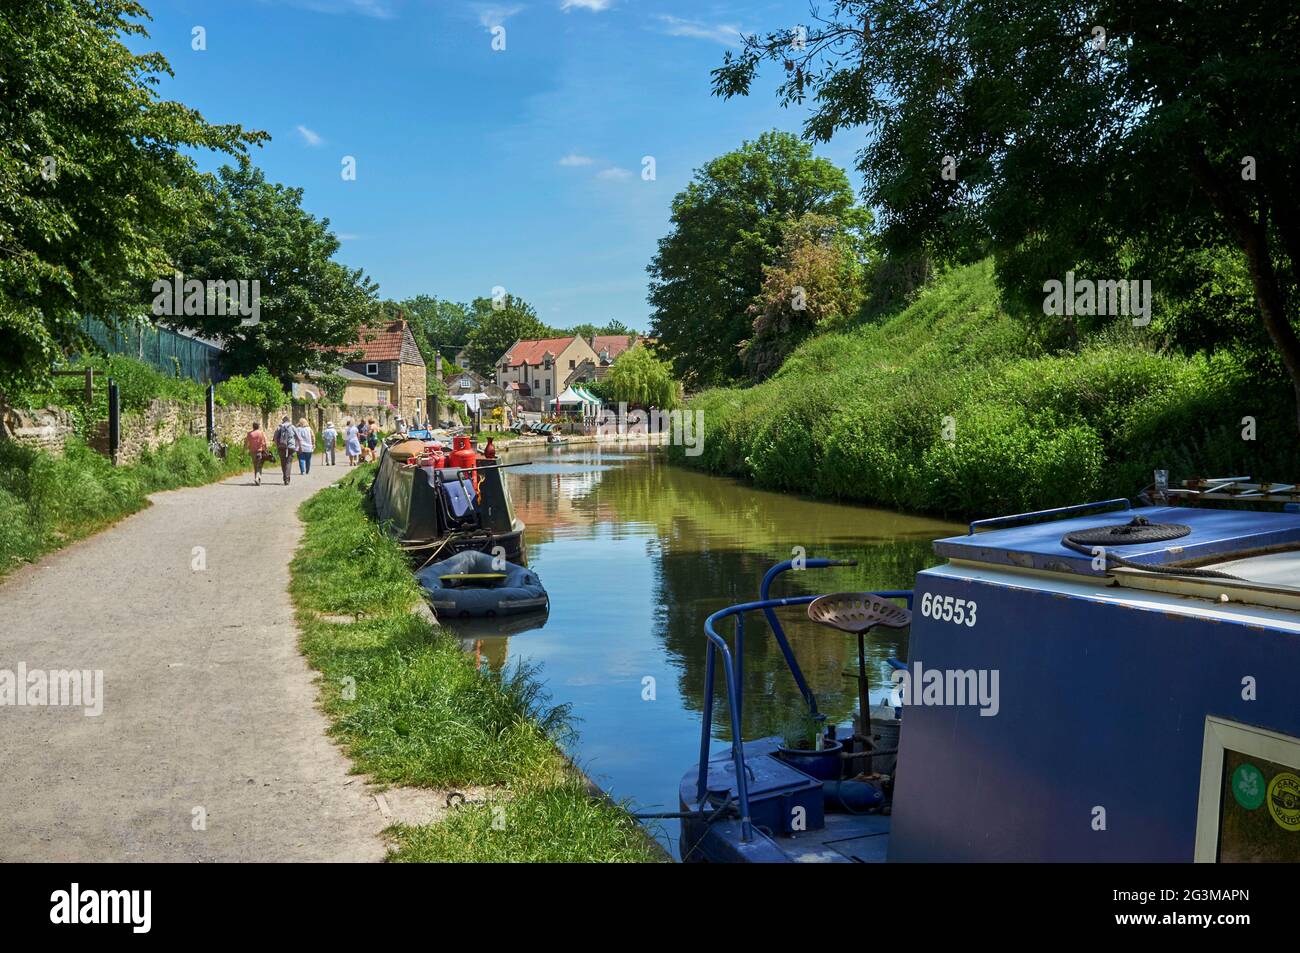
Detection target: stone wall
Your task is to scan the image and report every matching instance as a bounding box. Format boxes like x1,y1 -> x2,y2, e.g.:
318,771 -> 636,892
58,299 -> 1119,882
89,398 -> 398,466
1,394 -> 401,466
396,363 -> 427,423
0,405 -> 75,457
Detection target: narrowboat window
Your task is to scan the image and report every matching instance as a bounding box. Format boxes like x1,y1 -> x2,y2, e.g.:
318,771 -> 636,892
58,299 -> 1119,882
1195,716 -> 1300,862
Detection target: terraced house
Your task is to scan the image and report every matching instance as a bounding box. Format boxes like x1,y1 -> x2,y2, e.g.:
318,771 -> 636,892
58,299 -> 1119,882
342,319 -> 428,423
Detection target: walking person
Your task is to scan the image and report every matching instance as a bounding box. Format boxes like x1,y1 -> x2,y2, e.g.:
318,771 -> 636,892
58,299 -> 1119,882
366,418 -> 380,460
245,421 -> 269,486
272,415 -> 299,485
344,419 -> 362,466
356,418 -> 370,463
295,418 -> 315,475
322,421 -> 338,466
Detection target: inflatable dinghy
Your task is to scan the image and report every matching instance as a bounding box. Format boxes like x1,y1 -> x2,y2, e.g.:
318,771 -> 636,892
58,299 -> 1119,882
416,550 -> 548,618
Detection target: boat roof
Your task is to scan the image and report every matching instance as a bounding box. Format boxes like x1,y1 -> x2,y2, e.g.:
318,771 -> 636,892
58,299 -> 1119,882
935,504 -> 1300,577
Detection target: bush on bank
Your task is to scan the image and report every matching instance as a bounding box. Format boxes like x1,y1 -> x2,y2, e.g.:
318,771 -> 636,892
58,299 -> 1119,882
672,260 -> 1298,518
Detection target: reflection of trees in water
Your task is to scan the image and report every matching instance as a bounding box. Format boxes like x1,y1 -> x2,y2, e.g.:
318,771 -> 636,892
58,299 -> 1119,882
506,450 -> 959,741
657,540 -> 937,741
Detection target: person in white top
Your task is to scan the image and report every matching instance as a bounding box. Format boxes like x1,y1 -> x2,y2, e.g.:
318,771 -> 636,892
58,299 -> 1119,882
294,418 -> 315,475
321,421 -> 338,465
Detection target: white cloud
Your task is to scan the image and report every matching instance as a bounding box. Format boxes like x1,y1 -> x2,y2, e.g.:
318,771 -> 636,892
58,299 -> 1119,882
558,153 -> 595,166
336,232 -> 361,241
655,14 -> 742,47
476,4 -> 523,30
560,0 -> 609,11
296,124 -> 324,146
596,166 -> 633,181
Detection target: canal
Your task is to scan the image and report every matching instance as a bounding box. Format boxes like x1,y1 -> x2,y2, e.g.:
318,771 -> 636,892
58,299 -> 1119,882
443,443 -> 963,857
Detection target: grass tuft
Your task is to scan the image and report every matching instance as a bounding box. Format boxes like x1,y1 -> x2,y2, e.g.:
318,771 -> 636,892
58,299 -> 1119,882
386,780 -> 661,863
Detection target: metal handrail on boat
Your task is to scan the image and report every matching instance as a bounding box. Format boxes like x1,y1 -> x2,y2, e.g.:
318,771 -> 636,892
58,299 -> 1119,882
967,498 -> 1131,536
696,557 -> 913,843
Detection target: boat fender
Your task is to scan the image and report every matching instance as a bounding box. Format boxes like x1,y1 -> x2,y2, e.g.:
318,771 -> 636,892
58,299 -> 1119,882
822,779 -> 885,814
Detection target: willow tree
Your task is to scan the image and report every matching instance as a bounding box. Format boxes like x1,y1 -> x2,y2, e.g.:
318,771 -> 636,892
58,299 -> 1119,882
603,344 -> 680,410
714,1 -> 1300,429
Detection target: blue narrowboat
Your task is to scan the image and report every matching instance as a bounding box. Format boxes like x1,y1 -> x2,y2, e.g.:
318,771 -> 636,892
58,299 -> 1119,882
679,483 -> 1300,862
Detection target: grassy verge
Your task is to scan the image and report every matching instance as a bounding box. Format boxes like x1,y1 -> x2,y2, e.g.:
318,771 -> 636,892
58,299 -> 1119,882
674,260 -> 1299,517
289,467 -> 663,862
0,436 -> 254,578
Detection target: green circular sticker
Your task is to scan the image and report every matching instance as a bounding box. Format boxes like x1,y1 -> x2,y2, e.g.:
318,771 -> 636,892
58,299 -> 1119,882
1232,763 -> 1266,810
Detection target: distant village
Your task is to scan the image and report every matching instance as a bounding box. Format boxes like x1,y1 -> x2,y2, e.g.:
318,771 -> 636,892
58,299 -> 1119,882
292,320 -> 640,429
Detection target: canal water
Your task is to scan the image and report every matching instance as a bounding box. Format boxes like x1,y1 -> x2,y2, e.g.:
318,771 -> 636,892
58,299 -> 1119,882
444,443 -> 963,857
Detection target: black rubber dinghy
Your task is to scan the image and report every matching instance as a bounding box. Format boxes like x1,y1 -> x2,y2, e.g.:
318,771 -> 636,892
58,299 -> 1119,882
416,550 -> 548,618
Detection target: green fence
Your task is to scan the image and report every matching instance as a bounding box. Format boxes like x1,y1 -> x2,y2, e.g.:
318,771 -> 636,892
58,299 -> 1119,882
80,316 -> 225,385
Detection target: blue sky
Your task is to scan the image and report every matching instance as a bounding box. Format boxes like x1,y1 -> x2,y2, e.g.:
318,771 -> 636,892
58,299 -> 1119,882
137,0 -> 865,330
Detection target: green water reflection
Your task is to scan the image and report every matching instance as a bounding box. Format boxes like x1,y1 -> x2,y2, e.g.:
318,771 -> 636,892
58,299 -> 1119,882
445,443 -> 962,854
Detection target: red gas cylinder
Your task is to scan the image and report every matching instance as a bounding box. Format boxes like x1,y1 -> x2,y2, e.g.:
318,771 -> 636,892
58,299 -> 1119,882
448,435 -> 477,472
448,435 -> 480,494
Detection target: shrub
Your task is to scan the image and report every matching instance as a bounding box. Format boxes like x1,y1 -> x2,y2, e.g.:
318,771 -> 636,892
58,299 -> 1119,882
215,367 -> 285,413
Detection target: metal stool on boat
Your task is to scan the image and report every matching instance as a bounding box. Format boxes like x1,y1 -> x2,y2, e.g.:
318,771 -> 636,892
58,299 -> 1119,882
807,593 -> 911,773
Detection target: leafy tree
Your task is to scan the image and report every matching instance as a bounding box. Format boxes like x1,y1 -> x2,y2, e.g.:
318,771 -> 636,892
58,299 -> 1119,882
742,213 -> 866,380
647,130 -> 869,386
395,295 -> 474,368
602,344 -> 680,409
569,319 -> 639,340
462,294 -> 552,376
0,0 -> 263,395
167,161 -> 379,379
714,1 -> 1300,428
598,319 -> 635,337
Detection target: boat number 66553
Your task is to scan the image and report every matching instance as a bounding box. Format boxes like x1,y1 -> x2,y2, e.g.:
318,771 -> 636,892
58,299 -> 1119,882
919,592 -> 977,627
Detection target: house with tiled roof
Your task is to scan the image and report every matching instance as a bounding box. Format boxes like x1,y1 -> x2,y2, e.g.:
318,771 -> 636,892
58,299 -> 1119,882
494,335 -> 598,412
342,319 -> 428,423
590,334 -> 636,365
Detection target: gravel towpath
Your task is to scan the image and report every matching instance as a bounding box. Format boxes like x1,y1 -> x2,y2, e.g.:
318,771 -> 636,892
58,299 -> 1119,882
0,462 -> 388,861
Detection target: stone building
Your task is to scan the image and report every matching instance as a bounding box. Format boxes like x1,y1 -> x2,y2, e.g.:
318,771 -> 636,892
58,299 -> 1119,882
342,320 -> 428,423
494,335 -> 599,412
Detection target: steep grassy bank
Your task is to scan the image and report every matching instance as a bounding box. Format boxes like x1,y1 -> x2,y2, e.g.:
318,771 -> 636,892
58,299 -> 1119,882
290,468 -> 663,862
673,261 -> 1298,517
0,436 -> 254,577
